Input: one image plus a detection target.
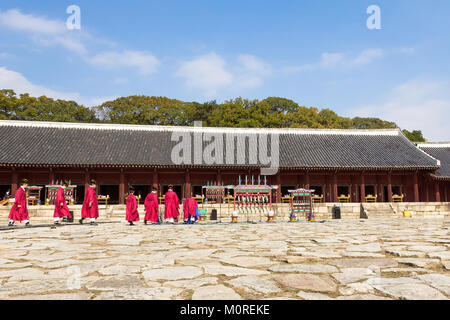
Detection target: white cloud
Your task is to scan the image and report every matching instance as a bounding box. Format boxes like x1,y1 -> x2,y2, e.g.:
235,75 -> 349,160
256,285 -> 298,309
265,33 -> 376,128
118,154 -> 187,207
283,49 -> 385,74
352,79 -> 450,141
176,52 -> 233,97
350,48 -> 385,66
0,9 -> 65,35
234,54 -> 272,89
89,50 -> 160,75
0,66 -> 112,107
176,52 -> 271,97
0,9 -> 88,54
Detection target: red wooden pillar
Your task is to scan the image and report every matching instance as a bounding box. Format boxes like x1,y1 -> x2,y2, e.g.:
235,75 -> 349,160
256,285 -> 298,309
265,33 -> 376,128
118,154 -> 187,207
413,171 -> 419,202
305,171 -> 310,190
377,175 -> 383,202
387,172 -> 393,203
84,169 -> 90,193
152,168 -> 159,203
185,170 -> 191,199
49,169 -> 55,185
152,169 -> 158,189
11,168 -> 18,196
217,169 -> 222,184
119,169 -> 125,204
332,172 -> 338,202
360,173 -> 365,203
276,172 -> 281,203
435,182 -> 441,202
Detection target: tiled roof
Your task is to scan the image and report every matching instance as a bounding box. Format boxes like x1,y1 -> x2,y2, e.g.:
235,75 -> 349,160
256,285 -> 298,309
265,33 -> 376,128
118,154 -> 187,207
0,120 -> 440,171
418,143 -> 450,178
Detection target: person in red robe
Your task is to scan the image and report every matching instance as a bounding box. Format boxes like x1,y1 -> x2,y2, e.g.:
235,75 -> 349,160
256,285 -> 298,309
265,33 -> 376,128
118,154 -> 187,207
144,186 -> 159,225
126,186 -> 139,226
53,180 -> 70,226
183,198 -> 199,224
8,179 -> 30,227
80,179 -> 99,225
164,185 -> 179,224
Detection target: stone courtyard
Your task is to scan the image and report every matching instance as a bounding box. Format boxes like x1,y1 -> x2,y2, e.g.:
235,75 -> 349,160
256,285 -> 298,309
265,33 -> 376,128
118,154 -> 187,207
0,218 -> 449,300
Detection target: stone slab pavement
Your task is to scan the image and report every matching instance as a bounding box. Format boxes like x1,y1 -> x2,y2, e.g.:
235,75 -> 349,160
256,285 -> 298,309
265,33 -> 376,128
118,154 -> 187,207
0,218 -> 449,300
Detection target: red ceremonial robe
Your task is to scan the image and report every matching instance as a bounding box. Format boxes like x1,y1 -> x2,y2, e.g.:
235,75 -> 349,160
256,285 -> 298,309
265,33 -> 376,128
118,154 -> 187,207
164,190 -> 179,219
126,193 -> 140,222
9,187 -> 29,222
183,198 -> 198,221
54,187 -> 70,218
144,192 -> 159,222
81,186 -> 99,219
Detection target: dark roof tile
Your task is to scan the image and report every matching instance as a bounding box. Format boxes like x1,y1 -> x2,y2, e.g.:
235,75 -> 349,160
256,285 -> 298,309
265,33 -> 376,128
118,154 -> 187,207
0,120 -> 440,170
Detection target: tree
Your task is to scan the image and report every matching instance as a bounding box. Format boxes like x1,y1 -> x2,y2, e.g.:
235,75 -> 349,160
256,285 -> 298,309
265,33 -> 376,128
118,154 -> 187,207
0,90 -> 429,142
402,129 -> 426,142
0,90 -> 95,122
352,117 -> 396,129
93,96 -> 191,125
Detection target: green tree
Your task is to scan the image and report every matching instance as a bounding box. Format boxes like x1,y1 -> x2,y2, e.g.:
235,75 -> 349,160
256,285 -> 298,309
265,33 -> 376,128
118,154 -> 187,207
402,129 -> 426,142
93,96 -> 191,125
352,117 -> 396,129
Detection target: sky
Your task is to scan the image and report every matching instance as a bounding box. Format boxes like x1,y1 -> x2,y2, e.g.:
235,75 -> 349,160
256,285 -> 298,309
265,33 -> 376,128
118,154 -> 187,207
0,0 -> 449,141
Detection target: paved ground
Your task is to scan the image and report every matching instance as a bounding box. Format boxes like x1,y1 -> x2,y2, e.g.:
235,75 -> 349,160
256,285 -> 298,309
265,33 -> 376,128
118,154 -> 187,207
0,219 -> 449,300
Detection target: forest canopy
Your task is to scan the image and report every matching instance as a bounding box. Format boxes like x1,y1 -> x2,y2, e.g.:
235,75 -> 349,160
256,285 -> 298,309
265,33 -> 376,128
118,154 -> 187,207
0,89 -> 426,142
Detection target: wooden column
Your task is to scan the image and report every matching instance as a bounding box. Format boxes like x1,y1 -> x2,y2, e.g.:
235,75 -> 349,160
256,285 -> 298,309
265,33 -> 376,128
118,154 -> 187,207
217,169 -> 222,184
119,169 -> 125,204
185,170 -> 191,198
413,171 -> 419,202
377,175 -> 384,202
276,172 -> 281,203
305,171 -> 310,190
84,169 -> 90,193
435,182 -> 441,202
332,172 -> 338,202
11,168 -> 18,196
152,169 -> 158,190
324,175 -> 329,202
387,172 -> 393,203
49,168 -> 55,185
360,173 -> 365,203
322,183 -> 327,203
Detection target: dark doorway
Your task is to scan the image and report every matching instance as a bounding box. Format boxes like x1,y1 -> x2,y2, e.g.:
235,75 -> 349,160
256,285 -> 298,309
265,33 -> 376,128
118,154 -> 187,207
337,185 -> 350,197
37,185 -> 46,204
161,184 -> 183,201
132,185 -> 151,201
383,185 -> 388,201
76,185 -> 85,204
365,185 -> 375,196
392,185 -> 401,196
310,185 -> 323,196
281,185 -> 296,197
192,185 -> 203,197
100,185 -> 119,204
0,184 -> 11,201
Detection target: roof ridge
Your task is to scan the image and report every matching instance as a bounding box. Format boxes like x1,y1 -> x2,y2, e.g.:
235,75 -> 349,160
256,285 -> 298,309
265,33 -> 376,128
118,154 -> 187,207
0,120 -> 402,136
417,142 -> 450,148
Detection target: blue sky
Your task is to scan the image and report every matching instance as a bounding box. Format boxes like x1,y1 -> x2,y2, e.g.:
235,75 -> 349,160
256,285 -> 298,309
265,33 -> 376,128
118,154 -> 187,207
0,0 -> 449,140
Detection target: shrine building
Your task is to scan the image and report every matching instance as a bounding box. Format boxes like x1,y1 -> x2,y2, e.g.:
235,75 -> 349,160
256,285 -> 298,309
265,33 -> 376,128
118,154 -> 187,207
0,120 -> 448,204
